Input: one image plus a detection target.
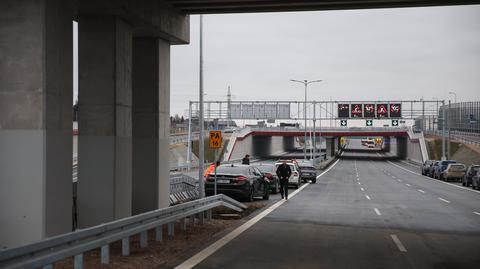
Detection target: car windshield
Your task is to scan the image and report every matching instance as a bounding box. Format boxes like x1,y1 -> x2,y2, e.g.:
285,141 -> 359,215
300,166 -> 315,170
255,165 -> 274,173
215,166 -> 248,175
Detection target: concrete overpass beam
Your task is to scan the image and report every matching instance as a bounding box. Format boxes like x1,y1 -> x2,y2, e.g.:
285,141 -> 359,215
0,0 -> 73,248
77,16 -> 133,227
132,37 -> 170,214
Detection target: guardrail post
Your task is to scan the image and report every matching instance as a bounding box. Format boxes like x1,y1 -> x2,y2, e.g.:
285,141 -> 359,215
181,217 -> 187,231
155,226 -> 163,242
190,214 -> 196,226
140,231 -> 148,248
122,237 -> 130,256
101,245 -> 110,264
199,212 -> 205,225
207,209 -> 212,221
168,222 -> 175,239
74,253 -> 83,269
43,264 -> 53,269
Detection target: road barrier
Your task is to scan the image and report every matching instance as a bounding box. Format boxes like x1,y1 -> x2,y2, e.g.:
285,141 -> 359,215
0,195 -> 247,269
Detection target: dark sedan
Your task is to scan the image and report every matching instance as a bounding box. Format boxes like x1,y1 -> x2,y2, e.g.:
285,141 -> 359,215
421,160 -> 435,176
299,165 -> 317,184
253,163 -> 280,194
205,164 -> 270,202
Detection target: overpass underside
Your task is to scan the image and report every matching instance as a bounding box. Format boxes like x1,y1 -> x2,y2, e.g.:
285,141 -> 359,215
0,0 -> 458,249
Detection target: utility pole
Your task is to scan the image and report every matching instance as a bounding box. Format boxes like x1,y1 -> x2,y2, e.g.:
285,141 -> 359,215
198,15 -> 205,198
441,100 -> 446,160
227,86 -> 231,128
187,101 -> 192,170
447,100 -> 451,159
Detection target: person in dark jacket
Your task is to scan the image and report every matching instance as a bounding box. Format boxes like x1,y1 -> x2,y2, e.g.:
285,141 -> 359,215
242,154 -> 250,165
276,161 -> 292,200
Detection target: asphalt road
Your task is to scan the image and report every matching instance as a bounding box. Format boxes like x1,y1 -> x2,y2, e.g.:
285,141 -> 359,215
179,143 -> 480,269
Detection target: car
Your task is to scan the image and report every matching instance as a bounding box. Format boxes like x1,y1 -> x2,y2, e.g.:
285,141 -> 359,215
299,165 -> 317,183
472,170 -> 480,190
440,163 -> 466,182
433,160 -> 456,179
205,164 -> 270,202
421,160 -> 436,176
275,160 -> 302,189
463,165 -> 480,187
253,163 -> 280,194
429,161 -> 440,178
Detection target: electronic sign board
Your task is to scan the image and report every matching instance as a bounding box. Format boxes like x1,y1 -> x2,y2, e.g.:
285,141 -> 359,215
338,104 -> 349,118
350,104 -> 362,118
389,103 -> 402,118
364,104 -> 375,118
376,104 -> 388,118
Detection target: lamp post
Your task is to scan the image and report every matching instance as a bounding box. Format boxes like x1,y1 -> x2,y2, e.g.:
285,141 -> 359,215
198,15 -> 205,198
290,79 -> 322,160
448,91 -> 457,103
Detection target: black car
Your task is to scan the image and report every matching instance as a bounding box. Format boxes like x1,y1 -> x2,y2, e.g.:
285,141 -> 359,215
299,165 -> 317,184
205,164 -> 270,201
472,170 -> 480,190
463,165 -> 480,187
421,160 -> 436,176
253,163 -> 280,194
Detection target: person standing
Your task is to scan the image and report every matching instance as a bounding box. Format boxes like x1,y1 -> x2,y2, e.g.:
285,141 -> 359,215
242,154 -> 250,165
276,161 -> 292,200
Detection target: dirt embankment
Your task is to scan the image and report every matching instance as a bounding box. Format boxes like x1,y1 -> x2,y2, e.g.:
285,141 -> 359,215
53,202 -> 266,269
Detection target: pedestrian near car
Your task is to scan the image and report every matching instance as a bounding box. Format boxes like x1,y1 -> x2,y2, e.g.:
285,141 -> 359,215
242,154 -> 250,165
276,161 -> 292,200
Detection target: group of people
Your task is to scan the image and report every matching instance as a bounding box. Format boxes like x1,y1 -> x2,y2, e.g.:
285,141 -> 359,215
205,154 -> 292,200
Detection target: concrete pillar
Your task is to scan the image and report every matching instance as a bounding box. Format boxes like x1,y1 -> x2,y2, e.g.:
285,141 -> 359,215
326,138 -> 334,158
132,37 -> 171,214
0,0 -> 73,248
77,16 -> 133,227
283,136 -> 296,152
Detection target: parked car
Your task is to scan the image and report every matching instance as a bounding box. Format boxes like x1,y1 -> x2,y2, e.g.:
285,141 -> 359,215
462,165 -> 480,187
253,163 -> 280,194
421,160 -> 436,176
433,160 -> 456,179
205,164 -> 269,201
275,160 -> 302,189
440,163 -> 466,182
428,161 -> 440,178
299,165 -> 317,183
472,170 -> 480,190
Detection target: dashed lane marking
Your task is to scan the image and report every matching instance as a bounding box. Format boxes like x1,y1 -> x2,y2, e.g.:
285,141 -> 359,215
406,184 -> 411,187
474,212 -> 480,216
374,208 -> 382,216
418,189 -> 425,193
361,187 -> 365,191
365,195 -> 371,200
438,198 -> 451,203
390,234 -> 407,252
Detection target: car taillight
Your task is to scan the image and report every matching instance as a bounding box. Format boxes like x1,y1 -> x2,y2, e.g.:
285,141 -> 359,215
236,176 -> 248,181
264,172 -> 273,179
293,172 -> 299,176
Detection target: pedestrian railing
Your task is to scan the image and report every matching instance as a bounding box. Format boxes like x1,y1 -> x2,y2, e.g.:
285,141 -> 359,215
170,173 -> 199,205
0,194 -> 247,269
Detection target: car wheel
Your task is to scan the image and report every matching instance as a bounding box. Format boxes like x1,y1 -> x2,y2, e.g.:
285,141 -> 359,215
271,183 -> 278,194
312,178 -> 317,184
263,185 -> 270,200
462,180 -> 466,186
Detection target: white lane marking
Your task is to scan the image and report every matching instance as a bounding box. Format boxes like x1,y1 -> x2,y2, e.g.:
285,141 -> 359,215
387,160 -> 480,194
176,158 -> 341,269
361,187 -> 365,191
356,178 -> 360,181
474,212 -> 480,216
406,184 -> 411,187
365,195 -> 371,200
391,176 -> 396,179
418,189 -> 425,193
358,182 -> 361,185
374,208 -> 382,216
390,234 -> 407,252
397,179 -> 402,182
438,198 -> 451,203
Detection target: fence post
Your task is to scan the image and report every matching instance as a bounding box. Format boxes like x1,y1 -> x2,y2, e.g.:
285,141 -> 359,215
168,222 -> 175,239
181,218 -> 187,231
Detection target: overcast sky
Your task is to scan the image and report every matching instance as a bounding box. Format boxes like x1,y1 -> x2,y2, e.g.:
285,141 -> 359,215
170,5 -> 480,116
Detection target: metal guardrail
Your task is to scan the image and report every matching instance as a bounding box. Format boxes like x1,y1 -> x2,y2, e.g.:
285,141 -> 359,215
0,195 -> 247,269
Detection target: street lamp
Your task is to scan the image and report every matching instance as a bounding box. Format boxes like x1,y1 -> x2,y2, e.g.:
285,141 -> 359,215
290,79 -> 322,160
448,91 -> 457,103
